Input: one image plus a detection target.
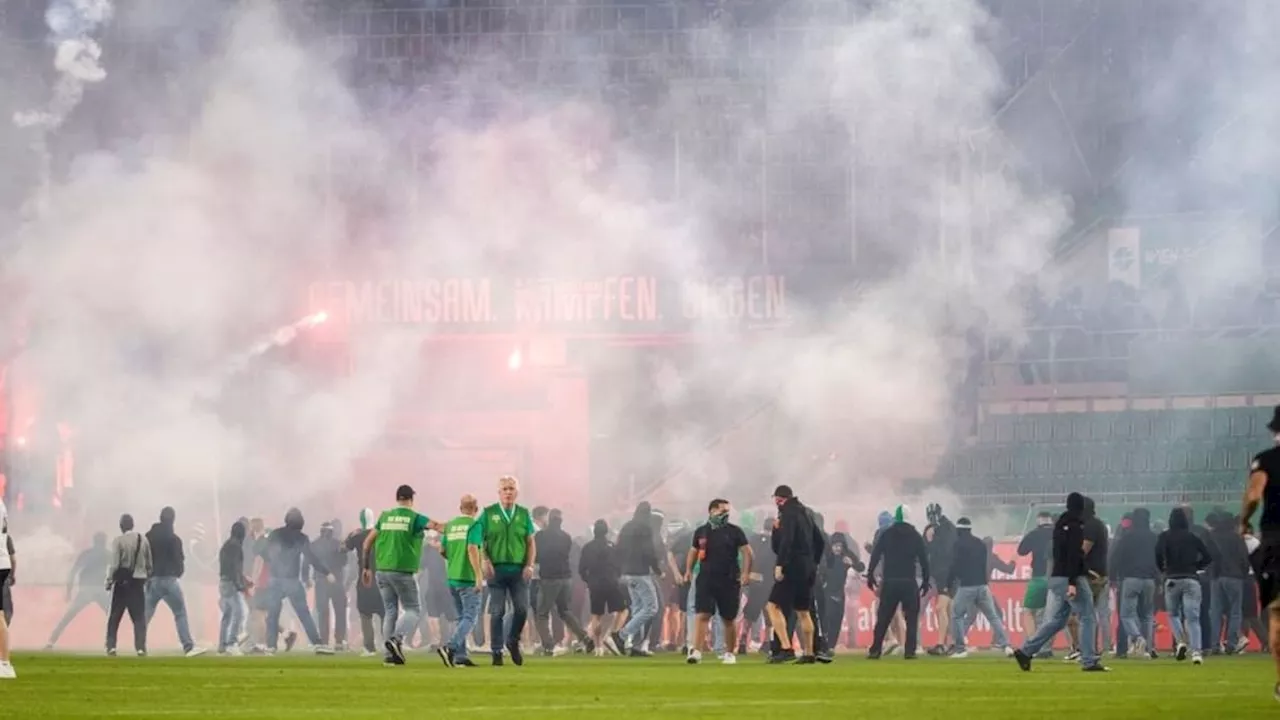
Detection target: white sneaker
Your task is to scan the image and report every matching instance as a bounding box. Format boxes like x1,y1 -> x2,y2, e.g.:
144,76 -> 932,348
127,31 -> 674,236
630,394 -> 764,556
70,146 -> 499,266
593,647 -> 606,657
950,650 -> 969,659
0,663 -> 15,679
360,650 -> 377,658
313,645 -> 335,655
720,652 -> 736,664
686,649 -> 702,664
1192,652 -> 1203,665
185,647 -> 208,658
552,645 -> 570,657
1236,638 -> 1251,654
1003,646 -> 1015,658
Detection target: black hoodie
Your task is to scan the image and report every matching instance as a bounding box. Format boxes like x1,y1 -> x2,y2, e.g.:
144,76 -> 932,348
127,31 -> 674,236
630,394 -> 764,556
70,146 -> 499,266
1110,508 -> 1159,580
771,496 -> 822,571
308,523 -> 347,584
1051,493 -> 1087,578
68,534 -> 109,594
147,507 -> 186,578
1082,497 -> 1108,577
1208,516 -> 1251,579
264,508 -> 328,583
946,524 -> 990,589
617,503 -> 662,577
822,532 -> 864,592
1156,508 -> 1213,579
868,521 -> 930,585
925,514 -> 958,586
219,521 -> 248,591
579,521 -> 620,587
535,512 -> 575,581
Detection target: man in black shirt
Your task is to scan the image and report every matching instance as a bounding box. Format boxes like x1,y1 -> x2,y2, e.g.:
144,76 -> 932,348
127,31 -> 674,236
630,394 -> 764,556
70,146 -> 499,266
1240,405 -> 1280,699
683,499 -> 751,664
866,504 -> 929,659
534,510 -> 592,655
1012,492 -> 1107,672
1111,508 -> 1159,658
1016,512 -> 1053,643
46,532 -> 110,649
923,503 -> 958,656
766,485 -> 822,664
737,514 -> 774,655
1066,497 -> 1111,661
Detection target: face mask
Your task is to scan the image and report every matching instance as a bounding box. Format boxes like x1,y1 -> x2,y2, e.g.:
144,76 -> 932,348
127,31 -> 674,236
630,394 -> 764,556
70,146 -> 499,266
709,511 -> 730,527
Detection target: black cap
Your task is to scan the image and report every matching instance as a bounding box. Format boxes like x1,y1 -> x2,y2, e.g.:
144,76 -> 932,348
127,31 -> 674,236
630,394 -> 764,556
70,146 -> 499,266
396,484 -> 415,501
1268,405 -> 1280,433
772,484 -> 794,499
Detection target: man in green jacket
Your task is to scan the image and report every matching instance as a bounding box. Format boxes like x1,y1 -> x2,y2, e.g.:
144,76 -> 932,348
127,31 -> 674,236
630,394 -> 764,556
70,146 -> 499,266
437,494 -> 484,667
478,476 -> 537,666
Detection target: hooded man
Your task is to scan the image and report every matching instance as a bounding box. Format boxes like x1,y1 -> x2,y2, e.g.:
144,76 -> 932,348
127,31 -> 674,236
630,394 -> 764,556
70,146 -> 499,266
1158,507 -> 1213,664
534,509 -> 593,656
866,504 -> 928,659
1208,511 -> 1251,655
1111,507 -> 1159,657
614,501 -> 663,656
866,510 -> 907,655
46,532 -> 110,649
821,531 -> 863,651
946,518 -> 1013,657
145,507 -> 205,657
579,519 -> 625,656
923,503 -> 958,656
310,519 -> 348,649
1065,497 -> 1111,662
345,508 -> 384,656
766,485 -> 823,664
1012,492 -> 1107,672
264,507 -> 334,655
106,513 -> 151,656
217,520 -> 252,655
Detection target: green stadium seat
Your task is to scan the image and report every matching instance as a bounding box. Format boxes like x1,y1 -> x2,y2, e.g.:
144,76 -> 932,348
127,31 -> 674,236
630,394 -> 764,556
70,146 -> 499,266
1071,413 -> 1093,442
1131,412 -> 1154,440
1014,416 -> 1037,443
1112,413 -> 1135,440
1151,410 -> 1174,439
1172,409 -> 1213,439
994,415 -> 1016,443
1211,409 -> 1232,440
1088,414 -> 1113,442
1033,414 -> 1054,443
1185,441 -> 1213,473
1106,442 -> 1132,474
978,418 -> 997,444
990,446 -> 1014,477
1145,441 -> 1173,474
1051,414 -> 1074,442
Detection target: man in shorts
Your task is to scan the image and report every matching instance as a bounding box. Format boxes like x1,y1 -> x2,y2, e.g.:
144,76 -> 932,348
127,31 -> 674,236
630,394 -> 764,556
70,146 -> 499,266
1240,406 -> 1280,700
1017,512 -> 1054,653
684,498 -> 751,665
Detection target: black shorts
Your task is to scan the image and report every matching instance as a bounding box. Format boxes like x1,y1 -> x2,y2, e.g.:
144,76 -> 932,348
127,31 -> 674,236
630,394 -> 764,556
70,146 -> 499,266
425,591 -> 454,620
768,567 -> 816,612
694,577 -> 741,620
1256,536 -> 1280,611
588,582 -> 627,615
0,570 -> 8,612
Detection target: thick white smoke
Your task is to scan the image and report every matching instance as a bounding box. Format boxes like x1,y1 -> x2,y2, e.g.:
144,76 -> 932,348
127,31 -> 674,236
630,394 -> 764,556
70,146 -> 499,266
2,0 -> 1071,555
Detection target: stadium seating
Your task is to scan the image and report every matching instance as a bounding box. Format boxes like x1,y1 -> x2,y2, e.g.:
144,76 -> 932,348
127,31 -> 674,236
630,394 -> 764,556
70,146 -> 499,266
938,406 -> 1273,497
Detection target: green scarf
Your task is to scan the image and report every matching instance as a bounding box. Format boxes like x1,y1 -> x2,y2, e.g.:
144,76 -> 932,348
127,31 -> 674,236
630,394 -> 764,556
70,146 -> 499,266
708,511 -> 730,528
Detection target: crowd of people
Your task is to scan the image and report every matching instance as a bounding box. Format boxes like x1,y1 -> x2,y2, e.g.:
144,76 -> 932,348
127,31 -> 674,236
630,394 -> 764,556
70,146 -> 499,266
2,407 -> 1280,703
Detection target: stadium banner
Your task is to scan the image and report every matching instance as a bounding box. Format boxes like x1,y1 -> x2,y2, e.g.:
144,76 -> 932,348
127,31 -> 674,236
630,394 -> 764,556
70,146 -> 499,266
10,576 -> 1262,652
306,273 -> 791,334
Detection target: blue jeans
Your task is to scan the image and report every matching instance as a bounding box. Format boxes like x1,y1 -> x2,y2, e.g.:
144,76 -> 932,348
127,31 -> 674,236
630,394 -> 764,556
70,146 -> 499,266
487,566 -> 528,653
145,577 -> 195,650
1166,578 -> 1203,653
376,570 -> 421,645
951,585 -> 1010,651
265,578 -> 323,649
1119,578 -> 1155,654
448,586 -> 483,659
620,575 -> 658,646
1211,577 -> 1244,651
685,577 -> 725,654
217,581 -> 244,652
1021,576 -> 1097,666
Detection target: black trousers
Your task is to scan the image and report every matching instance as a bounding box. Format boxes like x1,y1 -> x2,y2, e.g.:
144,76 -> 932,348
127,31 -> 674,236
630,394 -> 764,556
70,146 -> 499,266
823,593 -> 847,648
870,579 -> 919,655
106,581 -> 147,652
315,576 -> 347,645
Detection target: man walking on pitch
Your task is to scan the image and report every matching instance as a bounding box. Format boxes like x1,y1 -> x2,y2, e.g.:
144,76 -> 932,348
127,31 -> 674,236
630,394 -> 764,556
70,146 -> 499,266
1158,507 -> 1213,665
0,499 -> 13,678
946,518 -> 1013,657
684,498 -> 752,664
145,507 -> 206,657
106,513 -> 152,657
1012,492 -> 1107,672
1242,406 -> 1280,700
362,484 -> 444,665
866,505 -> 928,660
477,476 -> 537,666
439,494 -> 485,667
766,485 -> 822,664
534,509 -> 593,655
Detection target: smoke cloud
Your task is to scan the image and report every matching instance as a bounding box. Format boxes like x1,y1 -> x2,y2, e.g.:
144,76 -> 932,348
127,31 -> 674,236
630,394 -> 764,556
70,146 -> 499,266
1,0 -> 1071,554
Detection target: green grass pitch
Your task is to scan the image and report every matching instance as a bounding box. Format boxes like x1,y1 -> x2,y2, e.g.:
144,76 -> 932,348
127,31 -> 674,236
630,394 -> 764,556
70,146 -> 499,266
5,651 -> 1276,719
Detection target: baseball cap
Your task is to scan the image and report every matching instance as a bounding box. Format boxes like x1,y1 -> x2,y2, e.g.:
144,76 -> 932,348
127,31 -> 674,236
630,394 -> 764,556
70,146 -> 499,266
396,484 -> 415,501
772,485 -> 794,499
956,517 -> 972,530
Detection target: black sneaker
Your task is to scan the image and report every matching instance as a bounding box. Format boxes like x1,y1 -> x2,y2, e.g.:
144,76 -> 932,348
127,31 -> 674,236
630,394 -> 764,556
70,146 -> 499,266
767,650 -> 795,664
927,645 -> 948,656
815,650 -> 834,664
1148,650 -> 1159,660
629,648 -> 652,657
385,639 -> 406,665
584,638 -> 596,654
284,632 -> 298,652
437,646 -> 454,668
866,650 -> 881,660
456,657 -> 476,667
795,655 -> 817,665
491,652 -> 504,666
903,652 -> 917,660
1175,644 -> 1188,661
1013,649 -> 1032,672
1082,663 -> 1110,672
507,640 -> 524,666
610,633 -> 626,656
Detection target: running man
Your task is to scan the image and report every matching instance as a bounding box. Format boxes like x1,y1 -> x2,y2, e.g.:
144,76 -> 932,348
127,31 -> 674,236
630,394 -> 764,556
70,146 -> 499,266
46,532 -> 111,649
1240,405 -> 1280,700
361,484 -> 444,665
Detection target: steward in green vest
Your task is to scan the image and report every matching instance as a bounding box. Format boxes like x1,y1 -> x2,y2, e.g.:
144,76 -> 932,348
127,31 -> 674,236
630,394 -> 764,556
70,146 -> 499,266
477,476 -> 536,666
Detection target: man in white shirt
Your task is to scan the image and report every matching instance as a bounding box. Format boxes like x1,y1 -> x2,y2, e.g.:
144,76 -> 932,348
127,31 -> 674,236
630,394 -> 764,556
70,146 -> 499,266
0,499 -> 15,679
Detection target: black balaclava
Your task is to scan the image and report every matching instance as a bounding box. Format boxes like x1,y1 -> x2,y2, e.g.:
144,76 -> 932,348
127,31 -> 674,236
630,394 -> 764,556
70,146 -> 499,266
284,507 -> 305,531
159,506 -> 176,527
593,519 -> 608,539
120,514 -> 135,533
230,521 -> 246,542
1065,492 -> 1085,516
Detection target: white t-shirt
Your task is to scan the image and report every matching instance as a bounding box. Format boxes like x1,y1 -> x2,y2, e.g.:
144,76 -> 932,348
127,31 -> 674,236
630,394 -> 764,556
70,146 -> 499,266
0,500 -> 10,571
